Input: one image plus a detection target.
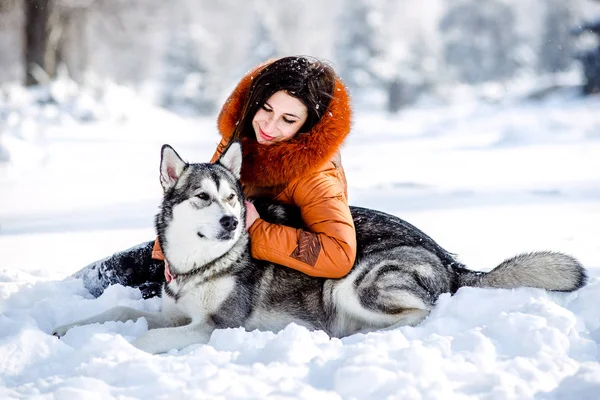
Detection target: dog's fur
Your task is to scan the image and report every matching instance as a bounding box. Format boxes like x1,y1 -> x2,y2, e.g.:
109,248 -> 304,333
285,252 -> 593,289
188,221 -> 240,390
53,143 -> 587,354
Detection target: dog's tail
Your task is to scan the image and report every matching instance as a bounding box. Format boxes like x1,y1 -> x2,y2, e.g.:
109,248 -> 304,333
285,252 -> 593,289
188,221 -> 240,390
455,251 -> 587,292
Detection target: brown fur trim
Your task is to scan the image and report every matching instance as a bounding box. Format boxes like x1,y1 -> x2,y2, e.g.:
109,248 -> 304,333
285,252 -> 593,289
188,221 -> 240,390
216,63 -> 352,187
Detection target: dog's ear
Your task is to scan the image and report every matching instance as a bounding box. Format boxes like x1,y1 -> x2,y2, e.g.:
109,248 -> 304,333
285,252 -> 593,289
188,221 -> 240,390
160,145 -> 187,191
217,141 -> 242,180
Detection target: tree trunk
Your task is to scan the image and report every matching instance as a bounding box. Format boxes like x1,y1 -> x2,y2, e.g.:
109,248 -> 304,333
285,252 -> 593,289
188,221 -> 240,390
387,80 -> 405,113
58,8 -> 88,84
24,0 -> 60,85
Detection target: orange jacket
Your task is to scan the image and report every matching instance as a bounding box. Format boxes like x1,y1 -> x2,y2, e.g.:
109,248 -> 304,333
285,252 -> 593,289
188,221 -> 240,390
153,61 -> 356,278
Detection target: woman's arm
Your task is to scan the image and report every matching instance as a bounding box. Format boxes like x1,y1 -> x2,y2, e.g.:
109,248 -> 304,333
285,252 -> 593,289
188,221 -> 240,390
248,170 -> 357,279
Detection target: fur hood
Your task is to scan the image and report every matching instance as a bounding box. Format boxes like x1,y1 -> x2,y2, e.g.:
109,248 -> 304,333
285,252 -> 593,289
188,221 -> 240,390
216,62 -> 352,187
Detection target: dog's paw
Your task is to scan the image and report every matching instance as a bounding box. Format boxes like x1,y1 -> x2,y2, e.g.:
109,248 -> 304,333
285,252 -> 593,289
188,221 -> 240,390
131,332 -> 164,354
52,324 -> 76,338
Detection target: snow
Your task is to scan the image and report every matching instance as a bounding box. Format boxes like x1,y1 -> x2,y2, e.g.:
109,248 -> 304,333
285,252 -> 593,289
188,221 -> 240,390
1,86 -> 600,399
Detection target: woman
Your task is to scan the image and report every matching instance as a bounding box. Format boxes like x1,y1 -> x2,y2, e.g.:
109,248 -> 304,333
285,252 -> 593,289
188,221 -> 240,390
75,56 -> 356,298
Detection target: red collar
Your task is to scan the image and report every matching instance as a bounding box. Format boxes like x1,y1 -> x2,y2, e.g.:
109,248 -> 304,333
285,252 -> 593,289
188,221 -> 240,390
165,261 -> 177,283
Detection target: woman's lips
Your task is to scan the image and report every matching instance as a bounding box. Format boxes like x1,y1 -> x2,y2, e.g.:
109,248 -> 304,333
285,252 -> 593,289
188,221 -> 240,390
259,128 -> 275,141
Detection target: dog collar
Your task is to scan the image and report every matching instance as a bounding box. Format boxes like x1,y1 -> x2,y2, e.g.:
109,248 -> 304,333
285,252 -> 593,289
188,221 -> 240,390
165,262 -> 177,283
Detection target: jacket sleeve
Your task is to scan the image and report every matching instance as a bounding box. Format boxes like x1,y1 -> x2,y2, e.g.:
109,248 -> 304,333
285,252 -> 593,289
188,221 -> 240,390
152,137 -> 230,261
248,170 -> 357,278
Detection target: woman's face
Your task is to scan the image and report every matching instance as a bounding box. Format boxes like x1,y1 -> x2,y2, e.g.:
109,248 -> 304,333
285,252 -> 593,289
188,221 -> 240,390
252,90 -> 308,145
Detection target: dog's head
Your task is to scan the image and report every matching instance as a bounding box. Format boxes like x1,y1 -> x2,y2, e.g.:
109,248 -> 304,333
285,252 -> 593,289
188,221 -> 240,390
156,143 -> 246,270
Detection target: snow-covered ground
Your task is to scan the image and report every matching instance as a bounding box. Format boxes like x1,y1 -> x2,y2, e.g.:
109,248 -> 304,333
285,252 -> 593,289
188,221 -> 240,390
1,87 -> 600,399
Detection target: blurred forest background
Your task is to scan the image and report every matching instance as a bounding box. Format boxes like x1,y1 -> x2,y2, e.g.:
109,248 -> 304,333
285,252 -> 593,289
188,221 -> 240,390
1,0 -> 600,116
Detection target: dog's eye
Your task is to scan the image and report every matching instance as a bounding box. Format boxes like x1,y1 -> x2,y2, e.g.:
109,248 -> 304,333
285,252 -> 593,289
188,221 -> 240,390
227,193 -> 236,201
196,193 -> 209,201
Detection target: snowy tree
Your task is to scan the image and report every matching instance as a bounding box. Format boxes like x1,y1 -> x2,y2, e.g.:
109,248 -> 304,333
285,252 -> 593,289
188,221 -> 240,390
538,0 -> 577,75
159,0 -> 342,114
367,0 -> 444,111
384,33 -> 441,112
4,0 -> 600,113
0,0 -> 23,84
163,0 -> 256,113
248,0 -> 341,62
159,0 -> 213,114
82,0 -> 170,96
19,0 -> 171,92
21,0 -> 92,85
439,0 -> 521,84
335,0 -> 382,90
245,18 -> 278,69
53,0 -> 98,84
23,0 -> 62,85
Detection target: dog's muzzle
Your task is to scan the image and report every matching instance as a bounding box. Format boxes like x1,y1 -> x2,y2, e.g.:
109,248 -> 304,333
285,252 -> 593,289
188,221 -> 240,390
217,215 -> 238,240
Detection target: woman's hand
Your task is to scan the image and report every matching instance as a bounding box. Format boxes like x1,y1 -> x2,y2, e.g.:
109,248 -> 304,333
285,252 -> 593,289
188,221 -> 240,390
245,200 -> 260,230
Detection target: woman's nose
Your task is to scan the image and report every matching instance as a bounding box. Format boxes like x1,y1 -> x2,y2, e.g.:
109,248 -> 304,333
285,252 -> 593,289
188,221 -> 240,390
263,115 -> 276,133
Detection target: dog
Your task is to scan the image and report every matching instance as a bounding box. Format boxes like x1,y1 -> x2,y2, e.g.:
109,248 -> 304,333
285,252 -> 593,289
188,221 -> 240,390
53,143 -> 587,354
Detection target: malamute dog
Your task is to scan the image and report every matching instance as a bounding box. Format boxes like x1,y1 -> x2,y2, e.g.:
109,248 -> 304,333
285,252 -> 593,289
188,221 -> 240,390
53,143 -> 587,354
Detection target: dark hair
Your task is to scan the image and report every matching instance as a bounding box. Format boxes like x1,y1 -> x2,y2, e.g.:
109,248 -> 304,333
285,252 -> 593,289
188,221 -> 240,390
232,56 -> 336,141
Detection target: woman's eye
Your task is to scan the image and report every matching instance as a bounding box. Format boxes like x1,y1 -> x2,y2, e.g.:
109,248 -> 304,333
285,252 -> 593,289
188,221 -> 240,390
261,105 -> 272,112
197,193 -> 209,200
282,118 -> 294,124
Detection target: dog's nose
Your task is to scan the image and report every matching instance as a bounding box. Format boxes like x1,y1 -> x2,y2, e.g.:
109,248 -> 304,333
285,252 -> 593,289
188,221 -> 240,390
220,216 -> 238,231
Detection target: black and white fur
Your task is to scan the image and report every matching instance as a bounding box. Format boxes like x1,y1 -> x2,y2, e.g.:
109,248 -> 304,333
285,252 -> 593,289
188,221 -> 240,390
53,143 -> 587,354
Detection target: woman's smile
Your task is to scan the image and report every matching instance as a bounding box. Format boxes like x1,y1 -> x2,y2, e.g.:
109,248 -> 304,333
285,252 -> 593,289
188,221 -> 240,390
258,127 -> 276,141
